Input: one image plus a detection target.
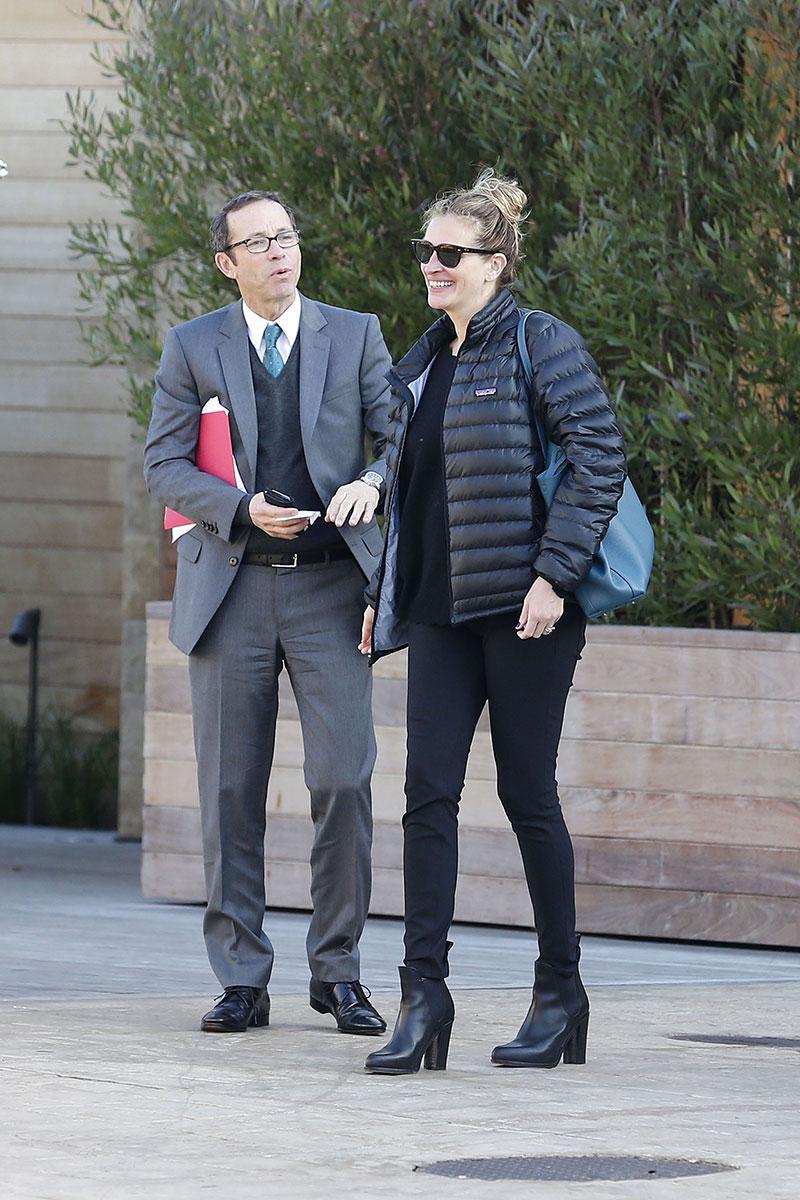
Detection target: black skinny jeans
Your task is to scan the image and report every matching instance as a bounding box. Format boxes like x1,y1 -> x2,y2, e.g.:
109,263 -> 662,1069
403,603 -> 587,979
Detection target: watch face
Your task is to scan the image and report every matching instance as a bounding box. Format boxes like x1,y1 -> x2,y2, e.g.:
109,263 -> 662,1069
363,472 -> 382,487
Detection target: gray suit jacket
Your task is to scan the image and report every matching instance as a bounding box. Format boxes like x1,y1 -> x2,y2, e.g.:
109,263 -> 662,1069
143,294 -> 392,654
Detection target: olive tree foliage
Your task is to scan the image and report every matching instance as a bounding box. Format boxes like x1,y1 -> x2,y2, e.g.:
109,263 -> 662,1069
67,0 -> 800,629
465,1 -> 800,629
67,0 -> 489,423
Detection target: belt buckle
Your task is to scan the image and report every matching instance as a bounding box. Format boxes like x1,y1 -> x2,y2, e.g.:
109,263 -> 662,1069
271,553 -> 298,569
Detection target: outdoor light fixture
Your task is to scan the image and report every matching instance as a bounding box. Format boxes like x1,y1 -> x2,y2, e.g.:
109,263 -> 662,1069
9,608 -> 41,824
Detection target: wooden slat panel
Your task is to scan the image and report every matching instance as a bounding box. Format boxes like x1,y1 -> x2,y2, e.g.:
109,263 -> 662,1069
0,133 -> 78,180
0,409 -> 128,456
0,26 -> 127,739
0,501 -> 123,551
0,637 -> 119,688
585,624 -> 800,653
0,177 -> 125,225
138,849 -> 800,947
143,757 -> 800,852
0,179 -> 125,225
560,787 -> 800,850
0,364 -> 127,413
0,270 -> 90,317
684,697 -> 800,751
143,640 -> 800,752
144,609 -> 800,660
0,225 -> 98,271
4,546 -> 121,595
574,642 -> 800,700
2,2 -> 126,38
0,592 -> 121,644
0,681 -> 118,729
0,43 -> 118,86
0,453 -> 124,503
572,885 -> 800,947
141,608 -> 800,944
141,851 -> 205,903
145,664 -> 192,716
146,603 -> 175,621
571,836 -> 800,899
145,615 -> 183,666
0,86 -> 121,130
143,709 -> 800,800
142,805 -> 800,900
0,317 -> 89,364
561,738 -> 799,801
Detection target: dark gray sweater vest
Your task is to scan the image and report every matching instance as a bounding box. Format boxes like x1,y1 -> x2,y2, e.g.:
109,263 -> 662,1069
246,337 -> 340,553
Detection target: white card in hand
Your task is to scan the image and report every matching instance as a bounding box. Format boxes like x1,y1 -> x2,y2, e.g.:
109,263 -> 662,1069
273,510 -> 321,524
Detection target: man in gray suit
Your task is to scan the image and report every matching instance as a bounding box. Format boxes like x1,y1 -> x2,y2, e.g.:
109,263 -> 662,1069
144,190 -> 391,1035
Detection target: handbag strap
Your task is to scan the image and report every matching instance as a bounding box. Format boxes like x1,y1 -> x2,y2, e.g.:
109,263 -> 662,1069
516,308 -> 550,462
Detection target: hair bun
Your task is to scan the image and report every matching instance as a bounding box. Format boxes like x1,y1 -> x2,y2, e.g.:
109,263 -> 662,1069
471,167 -> 527,225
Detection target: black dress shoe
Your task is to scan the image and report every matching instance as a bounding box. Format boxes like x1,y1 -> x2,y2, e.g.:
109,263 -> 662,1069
309,979 -> 386,1035
200,986 -> 270,1033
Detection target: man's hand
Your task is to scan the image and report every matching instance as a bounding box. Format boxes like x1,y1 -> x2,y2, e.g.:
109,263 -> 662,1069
358,606 -> 375,655
516,577 -> 564,639
248,495 -> 310,540
326,479 -> 380,528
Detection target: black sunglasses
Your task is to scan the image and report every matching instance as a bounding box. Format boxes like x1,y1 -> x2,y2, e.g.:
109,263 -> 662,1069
411,239 -> 497,269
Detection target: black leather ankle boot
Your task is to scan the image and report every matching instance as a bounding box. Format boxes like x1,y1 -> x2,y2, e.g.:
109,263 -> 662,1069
491,957 -> 589,1068
364,966 -> 455,1075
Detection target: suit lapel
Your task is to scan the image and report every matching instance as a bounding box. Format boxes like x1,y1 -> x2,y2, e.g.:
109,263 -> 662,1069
298,295 -> 330,452
217,301 -> 257,489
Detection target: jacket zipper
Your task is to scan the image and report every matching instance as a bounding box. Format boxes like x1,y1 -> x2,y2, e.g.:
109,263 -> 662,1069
369,376 -> 415,664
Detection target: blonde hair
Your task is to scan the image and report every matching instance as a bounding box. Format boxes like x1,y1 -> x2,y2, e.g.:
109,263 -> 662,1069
422,167 -> 528,286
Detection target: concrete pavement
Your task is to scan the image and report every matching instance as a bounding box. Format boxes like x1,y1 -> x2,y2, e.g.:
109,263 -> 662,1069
2,826 -> 799,1199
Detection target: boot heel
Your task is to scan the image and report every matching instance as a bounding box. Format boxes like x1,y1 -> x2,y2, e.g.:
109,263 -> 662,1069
309,996 -> 328,1015
424,1021 -> 453,1071
563,1013 -> 588,1064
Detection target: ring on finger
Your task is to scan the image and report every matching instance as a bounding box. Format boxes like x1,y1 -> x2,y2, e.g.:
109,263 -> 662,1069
543,625 -> 556,635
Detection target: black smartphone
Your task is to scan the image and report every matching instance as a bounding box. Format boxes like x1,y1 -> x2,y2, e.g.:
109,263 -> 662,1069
262,488 -> 295,508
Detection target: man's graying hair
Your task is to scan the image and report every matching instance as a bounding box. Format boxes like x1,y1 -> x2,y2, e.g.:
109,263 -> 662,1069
210,190 -> 297,255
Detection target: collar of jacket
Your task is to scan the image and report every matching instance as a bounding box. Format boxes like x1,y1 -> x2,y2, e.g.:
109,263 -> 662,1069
388,287 -> 518,387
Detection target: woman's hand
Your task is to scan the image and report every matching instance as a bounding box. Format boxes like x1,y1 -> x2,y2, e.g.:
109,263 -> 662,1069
358,605 -> 375,655
326,480 -> 380,527
516,578 -> 564,640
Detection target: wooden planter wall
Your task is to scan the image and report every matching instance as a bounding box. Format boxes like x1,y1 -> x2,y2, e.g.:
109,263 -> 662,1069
143,602 -> 800,947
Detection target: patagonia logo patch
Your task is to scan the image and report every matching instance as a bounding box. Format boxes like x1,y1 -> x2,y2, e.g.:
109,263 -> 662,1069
475,387 -> 497,397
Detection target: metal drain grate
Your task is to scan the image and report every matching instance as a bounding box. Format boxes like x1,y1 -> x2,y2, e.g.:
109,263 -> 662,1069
414,1155 -> 735,1182
670,1034 -> 800,1050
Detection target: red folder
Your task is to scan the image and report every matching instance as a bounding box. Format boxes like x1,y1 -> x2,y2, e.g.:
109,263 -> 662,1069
164,400 -> 239,530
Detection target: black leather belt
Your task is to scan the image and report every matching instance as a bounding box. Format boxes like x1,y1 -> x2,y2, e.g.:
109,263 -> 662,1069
242,545 -> 351,569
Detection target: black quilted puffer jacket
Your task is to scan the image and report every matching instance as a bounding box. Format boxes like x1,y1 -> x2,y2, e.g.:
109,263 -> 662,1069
369,288 -> 627,660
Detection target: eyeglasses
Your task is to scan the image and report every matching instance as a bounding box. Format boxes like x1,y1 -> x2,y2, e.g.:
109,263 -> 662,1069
225,230 -> 301,255
411,239 -> 497,269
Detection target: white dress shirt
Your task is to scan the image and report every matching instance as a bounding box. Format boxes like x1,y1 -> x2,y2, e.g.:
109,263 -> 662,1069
242,294 -> 302,366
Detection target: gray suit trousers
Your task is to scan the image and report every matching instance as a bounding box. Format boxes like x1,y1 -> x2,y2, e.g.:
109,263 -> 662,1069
188,555 -> 376,987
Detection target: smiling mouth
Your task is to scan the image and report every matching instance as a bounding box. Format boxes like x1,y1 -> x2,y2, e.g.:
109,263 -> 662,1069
428,280 -> 453,289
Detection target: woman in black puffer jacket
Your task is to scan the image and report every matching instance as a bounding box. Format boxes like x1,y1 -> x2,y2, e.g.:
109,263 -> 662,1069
361,170 -> 627,1076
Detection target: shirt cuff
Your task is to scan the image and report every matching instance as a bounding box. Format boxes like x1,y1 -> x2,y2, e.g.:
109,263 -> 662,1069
235,494 -> 254,526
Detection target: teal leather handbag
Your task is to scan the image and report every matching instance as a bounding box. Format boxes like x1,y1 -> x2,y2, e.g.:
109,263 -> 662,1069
517,310 -> 654,619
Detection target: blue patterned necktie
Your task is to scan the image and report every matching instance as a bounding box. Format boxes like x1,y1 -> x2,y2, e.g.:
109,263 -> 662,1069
262,323 -> 284,377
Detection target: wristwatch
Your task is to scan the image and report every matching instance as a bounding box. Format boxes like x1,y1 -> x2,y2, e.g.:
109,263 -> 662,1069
360,470 -> 383,494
